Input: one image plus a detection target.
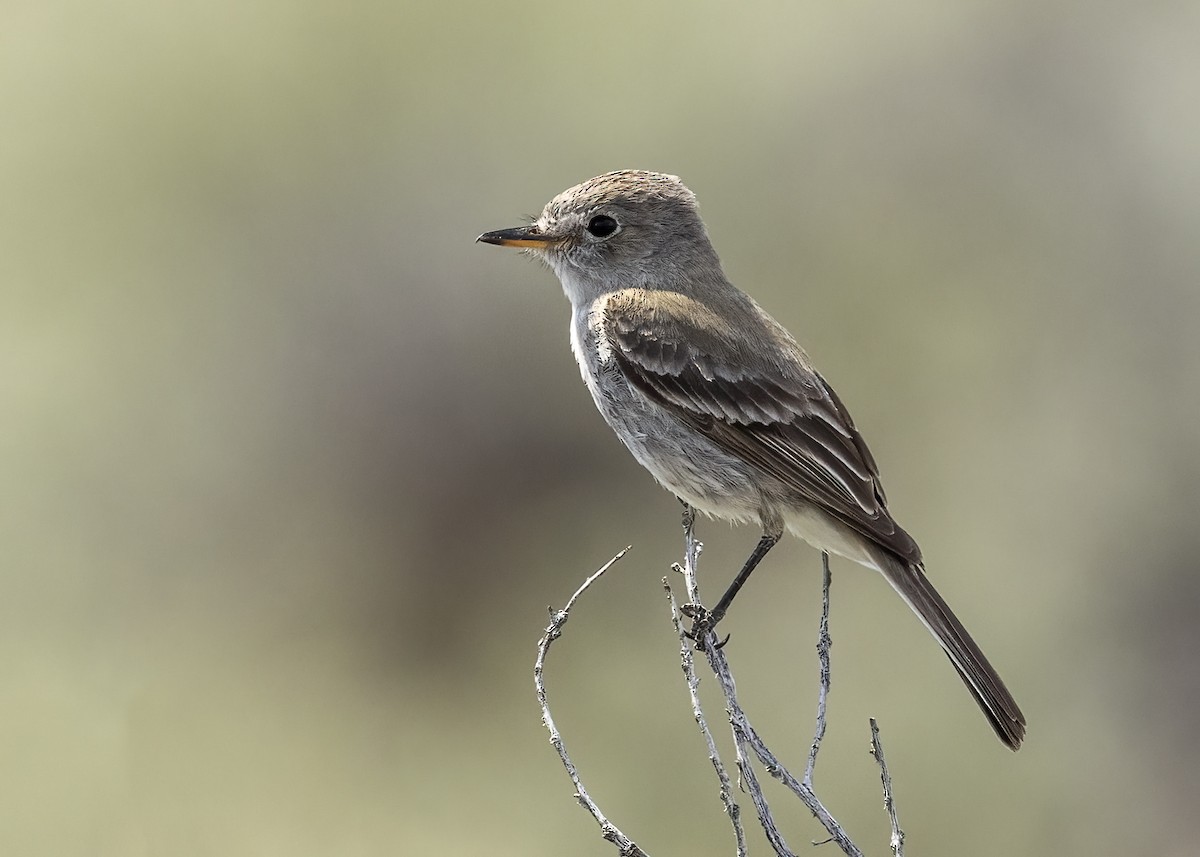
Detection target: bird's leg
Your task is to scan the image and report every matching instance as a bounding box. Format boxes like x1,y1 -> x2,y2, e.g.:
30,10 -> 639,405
686,527 -> 781,642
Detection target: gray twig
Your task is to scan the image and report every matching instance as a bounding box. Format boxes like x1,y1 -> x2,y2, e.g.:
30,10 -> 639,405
534,547 -> 650,857
536,523 -> 908,857
804,553 -> 834,788
870,718 -> 905,857
665,563 -> 748,857
670,515 -> 861,857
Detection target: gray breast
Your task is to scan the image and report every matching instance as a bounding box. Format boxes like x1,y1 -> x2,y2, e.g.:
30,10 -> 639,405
568,306 -> 765,524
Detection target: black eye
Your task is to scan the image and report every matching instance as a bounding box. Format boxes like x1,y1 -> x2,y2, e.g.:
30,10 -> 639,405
586,214 -> 619,238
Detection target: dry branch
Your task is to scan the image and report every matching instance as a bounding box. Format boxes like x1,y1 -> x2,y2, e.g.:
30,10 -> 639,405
534,517 -> 907,857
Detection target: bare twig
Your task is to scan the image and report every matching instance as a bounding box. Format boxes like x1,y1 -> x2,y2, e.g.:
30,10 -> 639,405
536,520 -> 909,857
671,521 -> 797,856
804,552 -> 833,788
664,568 -> 747,857
670,516 -> 863,857
534,547 -> 650,857
870,718 -> 905,857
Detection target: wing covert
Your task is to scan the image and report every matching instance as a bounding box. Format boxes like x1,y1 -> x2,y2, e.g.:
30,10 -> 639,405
602,289 -> 920,564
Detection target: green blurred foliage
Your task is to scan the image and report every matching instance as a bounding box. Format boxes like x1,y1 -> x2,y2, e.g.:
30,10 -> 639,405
2,1 -> 1198,854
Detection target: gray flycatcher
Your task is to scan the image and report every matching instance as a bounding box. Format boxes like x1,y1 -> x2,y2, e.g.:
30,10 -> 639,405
477,170 -> 1026,750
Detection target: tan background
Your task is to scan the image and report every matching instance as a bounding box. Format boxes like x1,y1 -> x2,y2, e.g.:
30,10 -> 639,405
4,1 -> 1198,854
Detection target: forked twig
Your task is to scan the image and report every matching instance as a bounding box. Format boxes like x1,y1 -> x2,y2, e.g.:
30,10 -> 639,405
535,521 -> 907,857
669,516 -> 861,857
534,547 -> 649,857
665,561 -> 748,857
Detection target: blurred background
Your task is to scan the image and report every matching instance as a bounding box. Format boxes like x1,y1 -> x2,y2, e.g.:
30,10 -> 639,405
3,1 -> 1198,854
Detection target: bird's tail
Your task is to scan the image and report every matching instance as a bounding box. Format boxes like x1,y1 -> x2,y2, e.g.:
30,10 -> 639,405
874,553 -> 1026,750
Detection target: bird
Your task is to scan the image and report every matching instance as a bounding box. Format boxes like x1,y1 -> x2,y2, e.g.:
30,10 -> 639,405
477,169 -> 1026,750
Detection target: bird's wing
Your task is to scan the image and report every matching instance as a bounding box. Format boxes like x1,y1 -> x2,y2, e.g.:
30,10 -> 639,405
602,288 -> 921,564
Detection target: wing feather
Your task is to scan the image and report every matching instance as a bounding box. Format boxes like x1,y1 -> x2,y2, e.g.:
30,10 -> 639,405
603,289 -> 920,564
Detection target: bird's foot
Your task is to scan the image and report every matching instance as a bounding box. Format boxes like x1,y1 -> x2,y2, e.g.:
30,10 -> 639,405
681,604 -> 731,650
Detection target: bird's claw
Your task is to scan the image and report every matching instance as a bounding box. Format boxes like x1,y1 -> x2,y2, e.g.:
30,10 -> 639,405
680,603 -> 708,639
681,604 -> 729,649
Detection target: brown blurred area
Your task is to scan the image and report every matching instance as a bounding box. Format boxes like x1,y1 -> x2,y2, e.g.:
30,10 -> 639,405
2,2 -> 1198,854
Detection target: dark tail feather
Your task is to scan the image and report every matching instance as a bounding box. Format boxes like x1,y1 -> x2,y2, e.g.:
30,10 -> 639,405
876,554 -> 1026,750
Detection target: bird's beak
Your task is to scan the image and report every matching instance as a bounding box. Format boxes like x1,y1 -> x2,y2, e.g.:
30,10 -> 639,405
476,225 -> 558,249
